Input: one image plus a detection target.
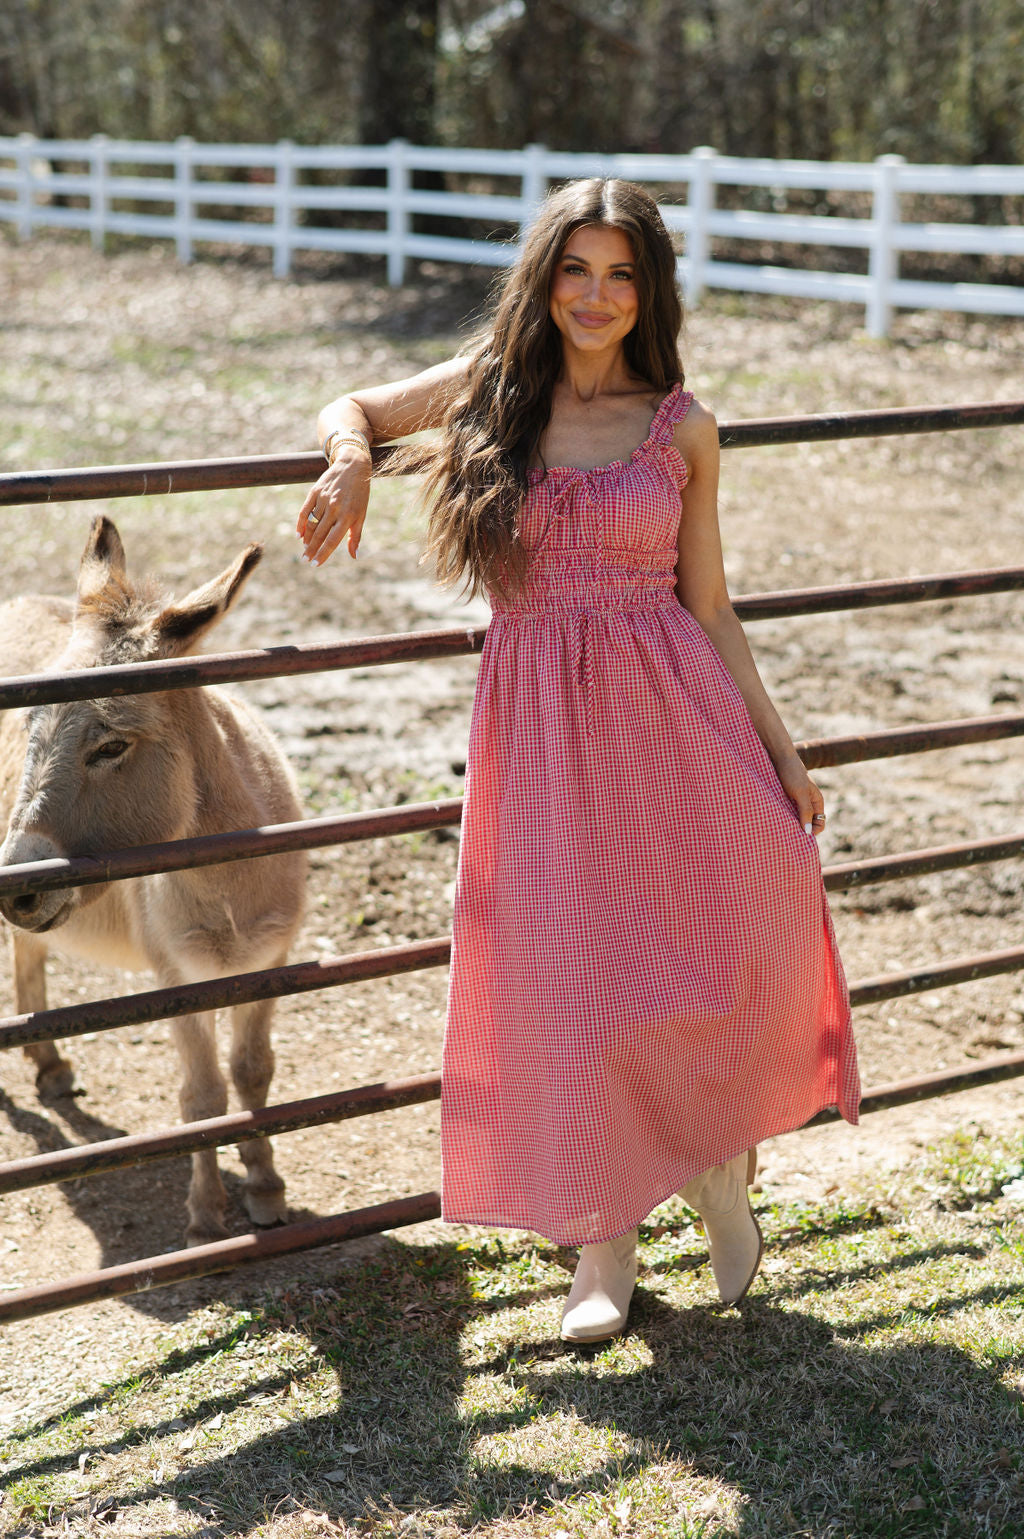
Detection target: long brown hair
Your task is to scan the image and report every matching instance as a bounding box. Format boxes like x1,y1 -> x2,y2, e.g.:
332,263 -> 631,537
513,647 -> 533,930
421,178 -> 684,597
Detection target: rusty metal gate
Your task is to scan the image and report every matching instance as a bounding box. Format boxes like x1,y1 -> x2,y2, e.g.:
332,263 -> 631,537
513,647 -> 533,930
1,398 -> 1023,1324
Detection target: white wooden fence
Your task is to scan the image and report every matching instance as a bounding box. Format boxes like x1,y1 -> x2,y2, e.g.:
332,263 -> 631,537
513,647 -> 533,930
1,135 -> 1022,337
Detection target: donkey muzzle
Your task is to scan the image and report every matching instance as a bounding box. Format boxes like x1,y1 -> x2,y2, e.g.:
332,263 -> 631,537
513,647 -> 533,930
0,829 -> 77,932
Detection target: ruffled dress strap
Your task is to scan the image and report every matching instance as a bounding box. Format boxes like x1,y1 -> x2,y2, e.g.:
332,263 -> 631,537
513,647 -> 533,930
642,381 -> 694,487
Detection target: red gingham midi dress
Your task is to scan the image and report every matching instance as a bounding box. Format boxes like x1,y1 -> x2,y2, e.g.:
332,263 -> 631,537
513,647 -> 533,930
441,383 -> 860,1245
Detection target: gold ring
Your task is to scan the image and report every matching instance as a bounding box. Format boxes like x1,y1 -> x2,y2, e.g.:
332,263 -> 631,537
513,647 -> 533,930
307,512 -> 320,528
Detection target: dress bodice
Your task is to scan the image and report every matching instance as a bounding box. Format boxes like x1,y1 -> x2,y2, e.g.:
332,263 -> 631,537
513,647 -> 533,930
492,383 -> 694,617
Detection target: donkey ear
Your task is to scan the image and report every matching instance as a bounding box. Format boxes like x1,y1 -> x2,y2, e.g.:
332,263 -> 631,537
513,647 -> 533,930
77,516 -> 127,608
152,543 -> 263,657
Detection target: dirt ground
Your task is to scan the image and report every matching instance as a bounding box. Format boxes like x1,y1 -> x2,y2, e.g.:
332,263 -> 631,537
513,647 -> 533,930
0,234 -> 1022,1434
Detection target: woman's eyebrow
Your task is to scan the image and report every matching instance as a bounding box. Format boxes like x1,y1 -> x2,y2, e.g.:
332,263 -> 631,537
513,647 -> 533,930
560,250 -> 635,269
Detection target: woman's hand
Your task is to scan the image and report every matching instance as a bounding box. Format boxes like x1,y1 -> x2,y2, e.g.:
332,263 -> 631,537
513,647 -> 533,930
773,751 -> 827,837
297,443 -> 372,566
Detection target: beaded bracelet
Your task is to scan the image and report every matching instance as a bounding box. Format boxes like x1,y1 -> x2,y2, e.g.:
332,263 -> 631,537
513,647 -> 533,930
322,428 -> 372,463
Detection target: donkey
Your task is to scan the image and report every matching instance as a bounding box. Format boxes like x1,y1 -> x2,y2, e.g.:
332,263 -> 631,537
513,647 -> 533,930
0,516 -> 307,1246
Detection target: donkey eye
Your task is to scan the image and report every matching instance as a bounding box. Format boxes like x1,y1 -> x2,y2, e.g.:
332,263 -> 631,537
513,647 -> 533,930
90,739 -> 129,763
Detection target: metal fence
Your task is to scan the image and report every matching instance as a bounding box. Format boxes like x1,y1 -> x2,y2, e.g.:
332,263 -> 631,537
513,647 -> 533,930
1,398 -> 1023,1322
2,136 -> 1024,335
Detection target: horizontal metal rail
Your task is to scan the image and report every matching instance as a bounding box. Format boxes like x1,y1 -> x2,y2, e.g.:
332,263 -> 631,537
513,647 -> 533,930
798,712 -> 1024,770
847,946 -> 1024,1006
1,932 -> 1022,1054
1,564 -> 1022,711
0,626 -> 490,711
811,1046 -> 1024,1124
0,809 -> 1021,911
1,402 -> 1021,508
715,400 -> 1024,449
2,1035 -> 1024,1322
7,1016 -> 1024,1200
0,1191 -> 444,1325
822,833 -> 1024,891
735,565 -> 1024,621
0,798 -> 465,899
0,1074 -> 444,1195
0,938 -> 452,1051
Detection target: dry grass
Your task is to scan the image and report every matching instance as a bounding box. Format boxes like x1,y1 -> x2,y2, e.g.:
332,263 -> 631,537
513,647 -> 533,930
1,1129 -> 1022,1538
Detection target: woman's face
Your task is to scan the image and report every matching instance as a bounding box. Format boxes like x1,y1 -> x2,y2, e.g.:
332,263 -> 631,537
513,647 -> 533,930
548,224 -> 639,355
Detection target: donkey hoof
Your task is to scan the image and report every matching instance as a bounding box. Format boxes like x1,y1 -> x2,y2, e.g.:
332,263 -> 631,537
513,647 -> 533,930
244,1184 -> 288,1228
35,1062 -> 76,1100
185,1215 -> 230,1249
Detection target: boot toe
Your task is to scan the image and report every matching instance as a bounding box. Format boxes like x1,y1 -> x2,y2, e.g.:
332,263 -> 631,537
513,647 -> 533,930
560,1294 -> 629,1343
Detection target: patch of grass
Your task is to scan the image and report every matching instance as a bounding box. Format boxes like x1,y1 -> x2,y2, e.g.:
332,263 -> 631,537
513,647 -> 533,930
1,1132 -> 1022,1537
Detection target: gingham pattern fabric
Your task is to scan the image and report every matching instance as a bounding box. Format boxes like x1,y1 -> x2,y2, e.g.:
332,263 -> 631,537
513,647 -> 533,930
441,383 -> 860,1245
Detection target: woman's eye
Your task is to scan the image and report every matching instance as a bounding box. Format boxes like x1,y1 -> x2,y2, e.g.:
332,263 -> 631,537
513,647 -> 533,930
91,739 -> 129,762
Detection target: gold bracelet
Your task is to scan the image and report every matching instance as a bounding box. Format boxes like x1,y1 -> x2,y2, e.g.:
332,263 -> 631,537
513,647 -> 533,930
322,428 -> 371,463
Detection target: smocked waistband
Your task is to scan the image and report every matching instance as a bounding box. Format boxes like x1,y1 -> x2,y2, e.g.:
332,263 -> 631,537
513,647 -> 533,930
491,575 -> 677,618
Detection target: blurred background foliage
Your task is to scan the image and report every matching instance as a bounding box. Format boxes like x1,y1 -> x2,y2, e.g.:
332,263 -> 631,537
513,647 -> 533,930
0,0 -> 1021,163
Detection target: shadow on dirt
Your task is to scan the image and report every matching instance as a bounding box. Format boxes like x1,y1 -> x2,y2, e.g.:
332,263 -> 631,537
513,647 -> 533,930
0,1083 -> 345,1326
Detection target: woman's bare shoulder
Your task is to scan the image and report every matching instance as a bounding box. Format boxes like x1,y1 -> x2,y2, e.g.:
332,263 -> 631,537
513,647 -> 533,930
673,394 -> 719,473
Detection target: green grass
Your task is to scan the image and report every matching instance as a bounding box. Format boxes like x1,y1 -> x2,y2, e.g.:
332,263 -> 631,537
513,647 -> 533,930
1,1131 -> 1022,1538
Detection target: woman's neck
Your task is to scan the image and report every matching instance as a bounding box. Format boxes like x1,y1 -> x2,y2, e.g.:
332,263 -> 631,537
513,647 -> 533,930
557,345 -> 642,403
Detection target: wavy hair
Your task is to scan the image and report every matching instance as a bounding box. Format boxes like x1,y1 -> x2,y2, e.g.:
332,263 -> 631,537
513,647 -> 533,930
419,178 -> 684,597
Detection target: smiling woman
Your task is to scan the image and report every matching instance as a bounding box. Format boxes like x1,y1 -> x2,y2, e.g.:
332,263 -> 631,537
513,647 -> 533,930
296,176 -> 858,1347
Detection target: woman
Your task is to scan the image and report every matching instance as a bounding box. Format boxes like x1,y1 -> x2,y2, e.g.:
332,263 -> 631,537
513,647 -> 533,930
298,178 -> 860,1344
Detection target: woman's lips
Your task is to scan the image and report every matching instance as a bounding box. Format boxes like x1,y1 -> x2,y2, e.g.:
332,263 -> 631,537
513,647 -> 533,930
572,311 -> 613,328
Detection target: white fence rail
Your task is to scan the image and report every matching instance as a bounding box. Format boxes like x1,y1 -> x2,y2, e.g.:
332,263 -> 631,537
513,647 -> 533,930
1,136 -> 1022,336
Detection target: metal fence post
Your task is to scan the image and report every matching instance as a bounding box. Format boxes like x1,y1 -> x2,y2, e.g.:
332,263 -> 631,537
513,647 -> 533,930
15,132 -> 36,239
387,138 -> 409,286
683,146 -> 716,306
867,153 -> 904,338
174,136 -> 194,264
273,139 -> 295,279
90,134 -> 108,252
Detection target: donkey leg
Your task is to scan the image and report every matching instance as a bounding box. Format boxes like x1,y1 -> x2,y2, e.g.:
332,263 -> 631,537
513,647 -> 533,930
229,995 -> 288,1227
10,930 -> 75,1098
171,1011 -> 230,1245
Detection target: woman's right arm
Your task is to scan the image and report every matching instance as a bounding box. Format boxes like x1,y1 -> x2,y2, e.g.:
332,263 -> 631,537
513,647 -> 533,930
297,356 -> 469,566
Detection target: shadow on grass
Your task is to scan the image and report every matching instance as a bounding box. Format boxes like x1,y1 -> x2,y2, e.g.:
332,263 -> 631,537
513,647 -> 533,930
4,1219 -> 1022,1538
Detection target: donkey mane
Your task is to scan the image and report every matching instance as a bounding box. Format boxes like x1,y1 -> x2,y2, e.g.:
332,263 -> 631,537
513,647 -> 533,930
77,573 -> 168,663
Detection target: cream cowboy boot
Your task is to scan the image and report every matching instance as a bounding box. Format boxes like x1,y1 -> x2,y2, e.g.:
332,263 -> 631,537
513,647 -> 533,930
680,1149 -> 763,1305
560,1228 -> 638,1343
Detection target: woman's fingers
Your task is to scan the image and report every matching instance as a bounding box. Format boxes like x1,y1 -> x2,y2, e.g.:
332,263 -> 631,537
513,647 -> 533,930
298,457 -> 370,564
310,515 -> 349,567
346,509 -> 365,559
296,480 -> 320,535
800,781 -> 827,838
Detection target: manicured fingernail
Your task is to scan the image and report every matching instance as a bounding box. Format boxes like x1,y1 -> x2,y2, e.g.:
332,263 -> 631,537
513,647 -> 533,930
803,823 -> 812,834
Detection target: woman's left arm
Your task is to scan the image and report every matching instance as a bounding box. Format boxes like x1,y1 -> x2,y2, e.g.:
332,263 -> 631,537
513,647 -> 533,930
673,401 -> 826,836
